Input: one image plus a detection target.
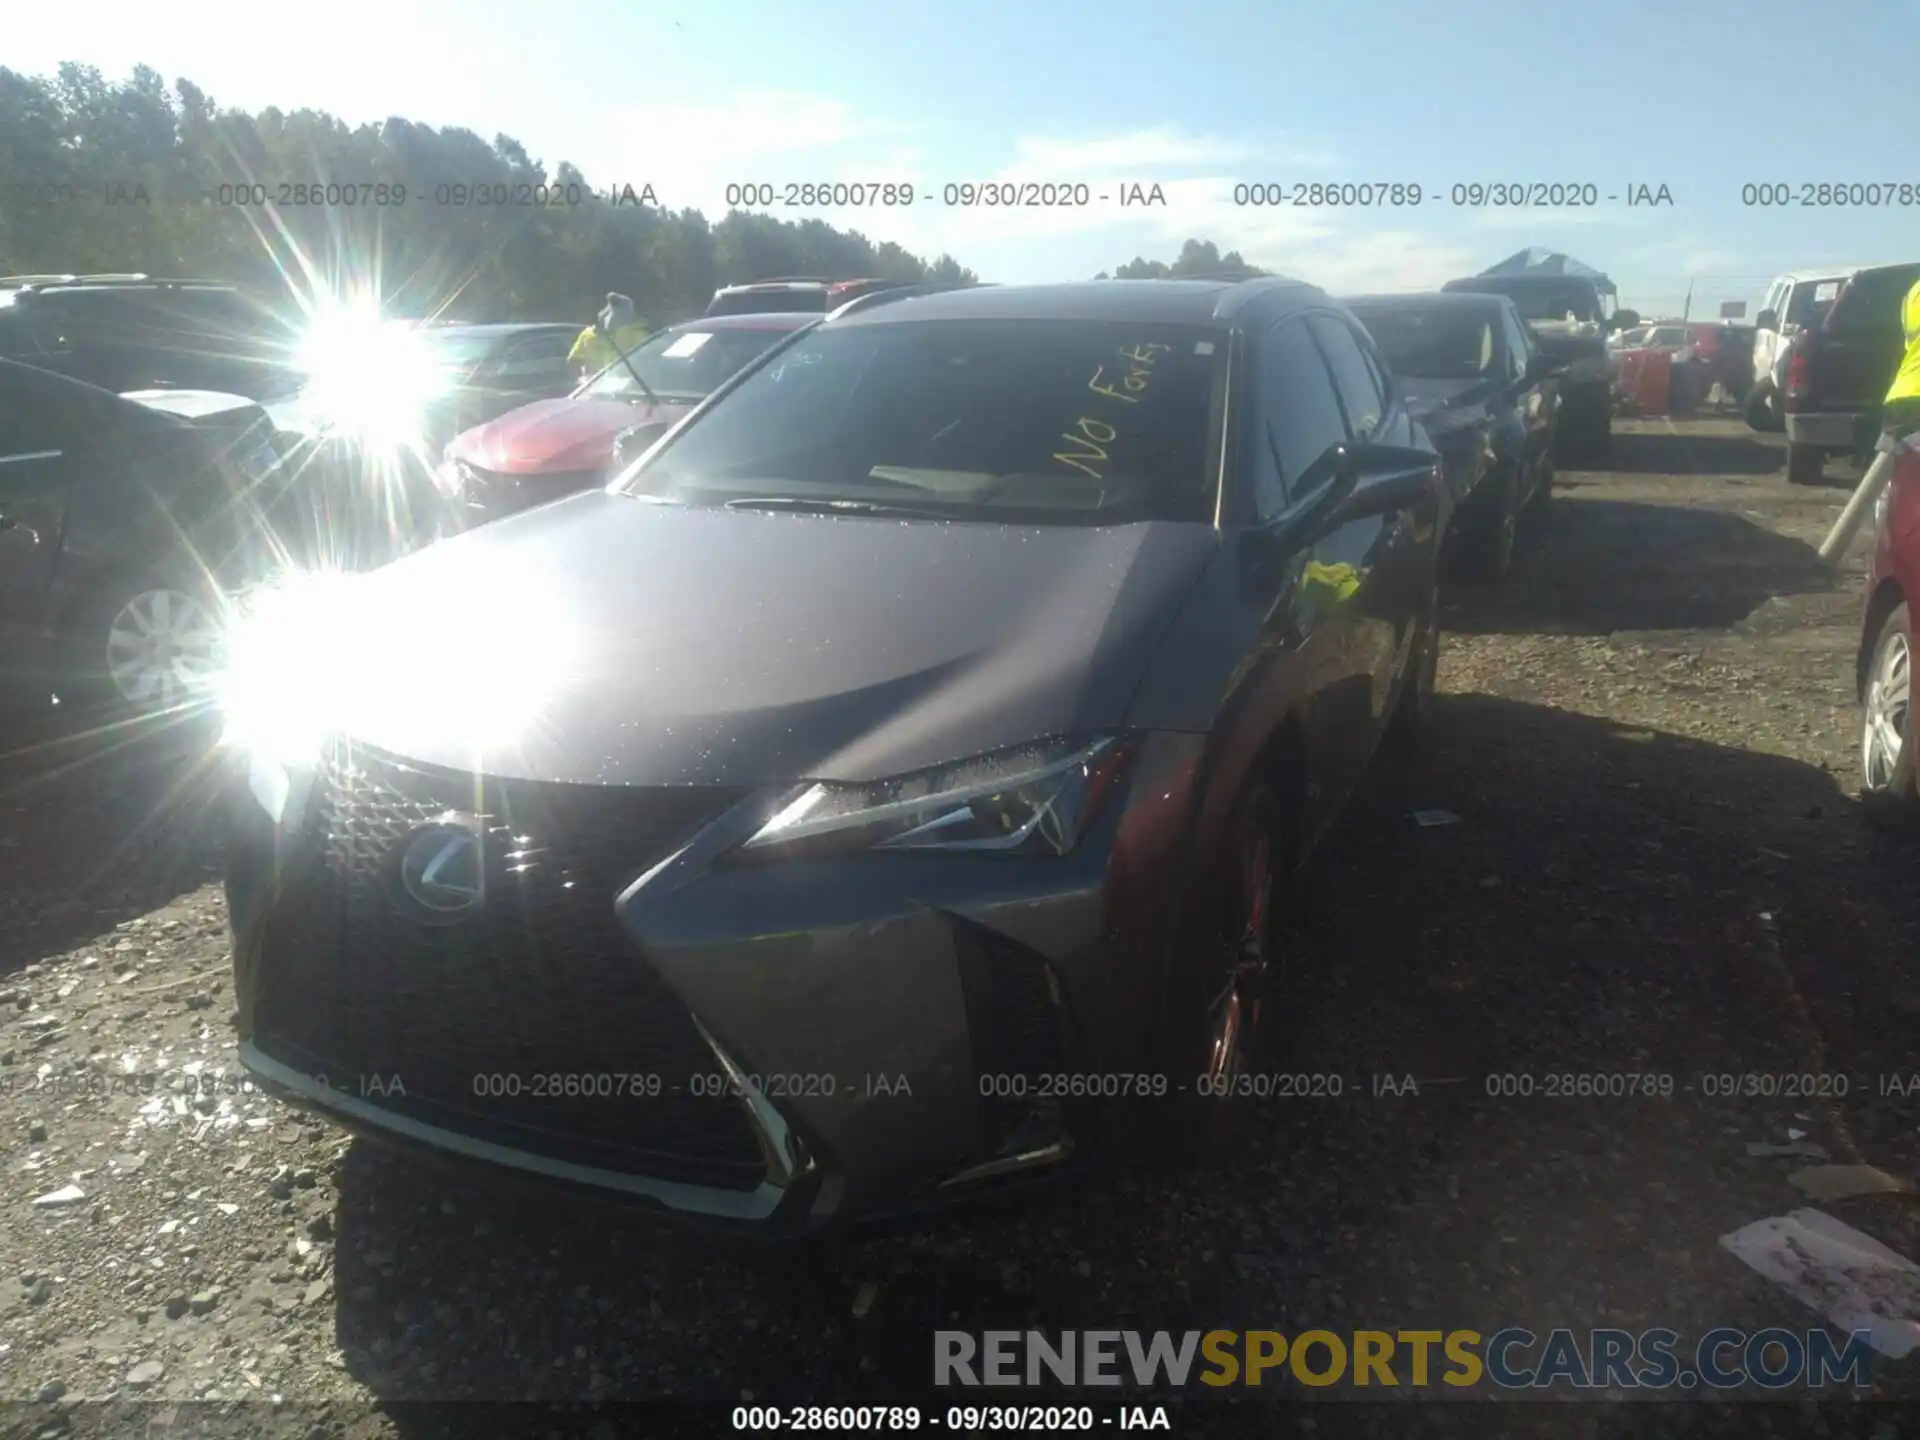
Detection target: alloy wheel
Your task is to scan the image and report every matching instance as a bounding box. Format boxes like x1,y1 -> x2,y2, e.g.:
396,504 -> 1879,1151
104,587 -> 224,711
1202,818 -> 1274,1088
1863,628 -> 1911,792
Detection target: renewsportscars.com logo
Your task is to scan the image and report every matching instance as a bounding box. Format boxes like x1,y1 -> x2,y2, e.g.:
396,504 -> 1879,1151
933,1328 -> 1875,1391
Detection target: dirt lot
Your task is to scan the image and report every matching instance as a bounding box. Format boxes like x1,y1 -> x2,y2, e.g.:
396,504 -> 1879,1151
5,416 -> 1920,1436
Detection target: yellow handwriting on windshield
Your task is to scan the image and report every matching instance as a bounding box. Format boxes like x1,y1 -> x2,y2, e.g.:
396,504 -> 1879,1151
1053,415 -> 1119,480
1057,341 -> 1172,479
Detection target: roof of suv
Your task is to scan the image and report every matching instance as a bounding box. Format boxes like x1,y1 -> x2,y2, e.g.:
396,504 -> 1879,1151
826,278 -> 1319,328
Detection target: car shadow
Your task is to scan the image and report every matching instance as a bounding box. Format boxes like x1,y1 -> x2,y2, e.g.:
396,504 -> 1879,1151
310,693 -> 1920,1417
1443,497 -> 1837,635
0,709 -> 229,977
1598,430 -> 1785,478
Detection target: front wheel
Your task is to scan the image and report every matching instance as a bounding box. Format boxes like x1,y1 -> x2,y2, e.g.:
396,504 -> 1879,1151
1146,775 -> 1292,1162
57,571 -> 227,721
1453,467 -> 1519,585
1862,602 -> 1920,827
1745,385 -> 1783,433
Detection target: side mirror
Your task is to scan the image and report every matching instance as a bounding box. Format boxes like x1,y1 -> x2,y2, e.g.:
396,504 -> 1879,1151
1611,309 -> 1642,332
1755,309 -> 1778,332
1243,441 -> 1362,565
1525,355 -> 1562,383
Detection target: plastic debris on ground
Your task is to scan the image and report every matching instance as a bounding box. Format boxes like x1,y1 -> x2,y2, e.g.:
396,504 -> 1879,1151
1720,1209 -> 1920,1357
1788,1165 -> 1913,1202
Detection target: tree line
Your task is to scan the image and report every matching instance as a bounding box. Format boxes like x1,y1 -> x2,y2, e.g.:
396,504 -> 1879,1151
0,63 -> 979,326
1095,239 -> 1269,281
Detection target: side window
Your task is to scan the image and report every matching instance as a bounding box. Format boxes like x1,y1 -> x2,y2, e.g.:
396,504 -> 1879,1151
492,336 -> 561,379
1310,316 -> 1386,442
1501,309 -> 1531,383
0,374 -> 80,454
1255,318 -> 1349,519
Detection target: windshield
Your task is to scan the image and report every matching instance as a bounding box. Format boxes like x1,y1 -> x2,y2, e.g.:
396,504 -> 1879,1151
1350,306 -> 1495,381
581,325 -> 799,401
419,331 -> 506,371
1454,280 -> 1600,324
615,319 -> 1229,525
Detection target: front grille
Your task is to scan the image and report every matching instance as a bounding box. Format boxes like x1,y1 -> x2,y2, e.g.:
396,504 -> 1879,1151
255,741 -> 768,1188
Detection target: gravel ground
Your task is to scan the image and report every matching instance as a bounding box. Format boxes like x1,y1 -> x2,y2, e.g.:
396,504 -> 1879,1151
6,415 -> 1920,1437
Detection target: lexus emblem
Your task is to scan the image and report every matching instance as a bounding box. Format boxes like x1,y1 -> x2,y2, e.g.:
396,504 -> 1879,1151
396,816 -> 485,917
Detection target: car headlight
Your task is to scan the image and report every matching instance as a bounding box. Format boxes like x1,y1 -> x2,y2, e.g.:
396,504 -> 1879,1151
432,452 -> 473,498
1875,477 -> 1893,534
739,735 -> 1134,859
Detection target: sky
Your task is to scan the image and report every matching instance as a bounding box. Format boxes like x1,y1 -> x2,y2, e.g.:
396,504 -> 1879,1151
11,0 -> 1920,320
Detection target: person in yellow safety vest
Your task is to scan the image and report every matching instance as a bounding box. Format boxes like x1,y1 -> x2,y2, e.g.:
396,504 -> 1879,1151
568,292 -> 650,379
1884,275 -> 1920,440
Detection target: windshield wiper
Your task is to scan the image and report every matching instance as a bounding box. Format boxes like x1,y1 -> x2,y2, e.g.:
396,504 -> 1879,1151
722,496 -> 963,519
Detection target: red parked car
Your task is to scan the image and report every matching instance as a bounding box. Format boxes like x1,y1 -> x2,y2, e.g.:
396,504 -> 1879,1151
431,312 -> 815,523
1857,435 -> 1920,814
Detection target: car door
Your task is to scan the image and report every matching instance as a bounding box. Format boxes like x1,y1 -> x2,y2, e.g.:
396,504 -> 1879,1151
1310,314 -> 1438,751
1500,304 -> 1553,481
1754,279 -> 1789,387
0,366 -> 78,703
1229,315 -> 1357,841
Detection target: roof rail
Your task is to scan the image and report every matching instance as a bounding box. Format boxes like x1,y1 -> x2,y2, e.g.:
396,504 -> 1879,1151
826,282 -> 986,319
77,272 -> 152,282
0,274 -> 80,286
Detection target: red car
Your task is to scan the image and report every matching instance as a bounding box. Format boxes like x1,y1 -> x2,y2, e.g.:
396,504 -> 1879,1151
1857,435 -> 1920,813
432,312 -> 815,523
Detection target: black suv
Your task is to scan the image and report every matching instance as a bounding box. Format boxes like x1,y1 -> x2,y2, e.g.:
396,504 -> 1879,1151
0,274 -> 300,400
702,277 -> 904,317
0,358 -> 300,723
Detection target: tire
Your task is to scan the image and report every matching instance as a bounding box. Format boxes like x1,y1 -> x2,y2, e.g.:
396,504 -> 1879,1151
1532,453 -> 1555,510
55,569 -> 227,722
1145,770 -> 1295,1163
1380,589 -> 1440,770
1862,602 -> 1920,827
1787,444 -> 1826,486
1453,467 -> 1519,585
1745,385 -> 1783,433
1581,409 -> 1612,464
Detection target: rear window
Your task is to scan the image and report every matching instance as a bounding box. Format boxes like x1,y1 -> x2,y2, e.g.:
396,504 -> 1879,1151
706,289 -> 832,317
1349,305 -> 1496,380
619,319 -> 1229,525
1788,280 -> 1842,328
1828,266 -> 1920,334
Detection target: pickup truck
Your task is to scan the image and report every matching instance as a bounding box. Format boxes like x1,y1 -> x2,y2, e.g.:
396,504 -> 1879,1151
1782,261 -> 1920,485
1441,272 -> 1638,463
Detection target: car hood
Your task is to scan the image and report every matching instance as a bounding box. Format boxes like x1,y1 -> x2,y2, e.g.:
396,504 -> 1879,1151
314,491 -> 1218,787
446,396 -> 695,474
121,388 -> 262,423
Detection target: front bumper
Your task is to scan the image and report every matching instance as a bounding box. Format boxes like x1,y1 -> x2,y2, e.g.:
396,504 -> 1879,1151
227,733 -> 1203,1232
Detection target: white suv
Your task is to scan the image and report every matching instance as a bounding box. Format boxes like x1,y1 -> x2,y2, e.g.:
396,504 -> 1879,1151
1745,270 -> 1856,430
